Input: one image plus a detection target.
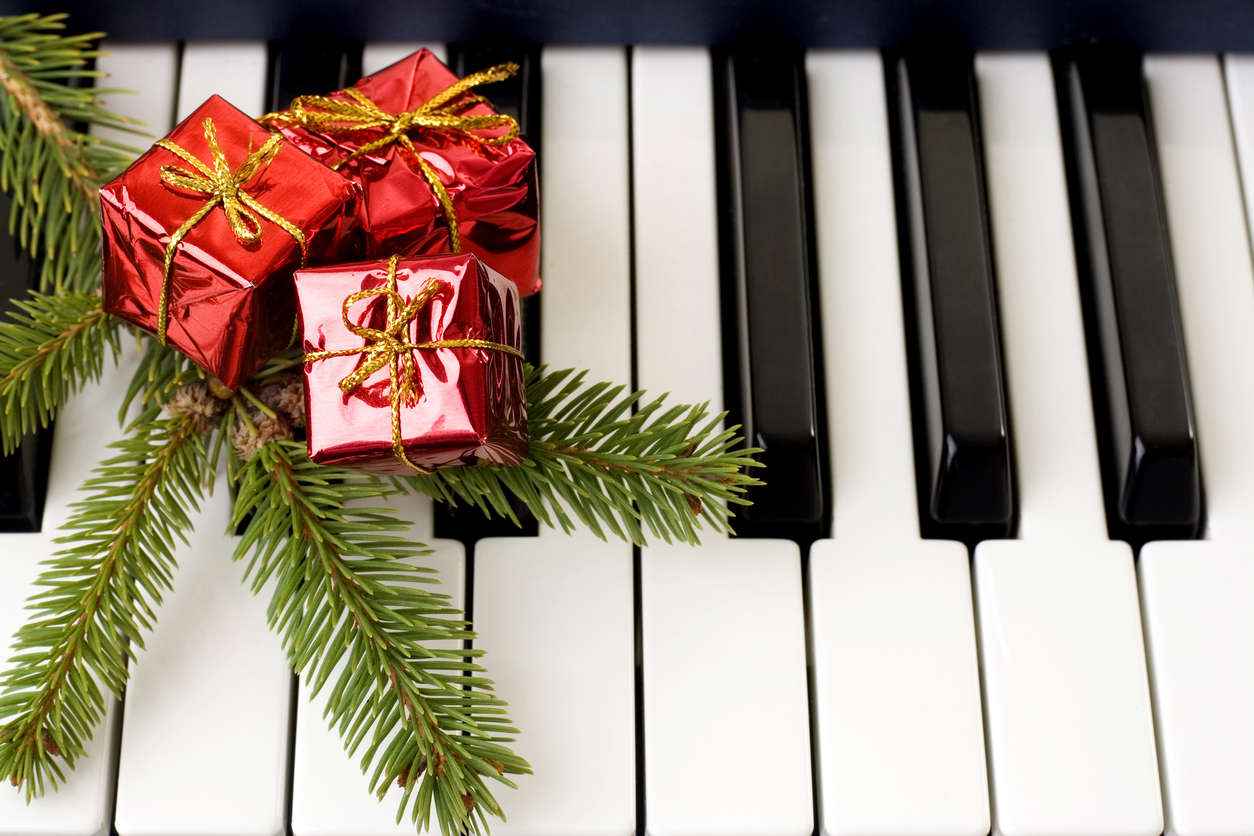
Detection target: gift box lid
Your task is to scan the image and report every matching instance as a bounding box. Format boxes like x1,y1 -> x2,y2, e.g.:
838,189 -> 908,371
100,94 -> 359,295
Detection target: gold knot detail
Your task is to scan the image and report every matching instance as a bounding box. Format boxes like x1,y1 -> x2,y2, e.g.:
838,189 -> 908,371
154,117 -> 307,345
303,254 -> 524,473
260,61 -> 521,254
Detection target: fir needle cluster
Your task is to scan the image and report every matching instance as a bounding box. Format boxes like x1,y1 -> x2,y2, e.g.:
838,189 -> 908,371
0,14 -> 764,836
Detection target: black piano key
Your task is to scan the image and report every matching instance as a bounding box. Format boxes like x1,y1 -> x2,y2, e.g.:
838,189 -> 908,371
887,52 -> 1014,543
437,44 -> 542,544
267,39 -> 361,110
0,189 -> 53,532
1055,50 -> 1201,542
715,49 -> 829,541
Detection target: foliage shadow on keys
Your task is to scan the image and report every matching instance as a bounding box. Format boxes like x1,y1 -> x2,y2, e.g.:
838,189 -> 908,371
436,42 -> 543,543
714,47 -> 829,543
1054,48 -> 1201,545
885,50 -> 1015,545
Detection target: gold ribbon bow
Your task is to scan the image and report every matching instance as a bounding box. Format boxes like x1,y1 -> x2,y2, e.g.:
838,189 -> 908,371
260,62 -> 521,254
154,118 -> 307,345
303,254 -> 524,473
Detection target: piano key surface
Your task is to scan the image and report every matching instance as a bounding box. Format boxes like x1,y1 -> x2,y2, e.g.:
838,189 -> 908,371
0,39 -> 177,836
633,46 -> 812,836
1138,53 -> 1254,836
888,51 -> 1014,542
974,51 -> 1163,836
715,48 -> 829,541
111,41 -> 292,836
470,46 -> 637,836
806,50 -> 989,836
1056,49 -> 1201,541
14,32 -> 1254,836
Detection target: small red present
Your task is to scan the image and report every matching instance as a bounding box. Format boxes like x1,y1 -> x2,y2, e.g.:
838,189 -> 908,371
296,252 -> 528,474
263,49 -> 541,297
100,94 -> 360,389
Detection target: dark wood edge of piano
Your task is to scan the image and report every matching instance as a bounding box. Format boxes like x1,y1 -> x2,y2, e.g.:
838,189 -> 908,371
14,0 -> 1254,52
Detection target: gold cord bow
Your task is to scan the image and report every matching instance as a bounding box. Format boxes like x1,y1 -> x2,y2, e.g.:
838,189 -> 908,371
260,62 -> 521,254
303,254 -> 524,473
154,118 -> 307,344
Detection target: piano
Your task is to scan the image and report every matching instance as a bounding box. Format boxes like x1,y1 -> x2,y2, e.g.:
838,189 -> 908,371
3,2 -> 1254,835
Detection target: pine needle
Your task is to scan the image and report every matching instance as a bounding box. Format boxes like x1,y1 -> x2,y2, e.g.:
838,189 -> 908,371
232,442 -> 528,836
0,410 -> 209,795
0,13 -> 138,294
0,289 -> 120,453
408,365 -> 764,545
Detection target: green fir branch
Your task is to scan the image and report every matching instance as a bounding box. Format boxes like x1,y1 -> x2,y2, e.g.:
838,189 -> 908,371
0,409 -> 209,795
0,289 -> 119,454
0,13 -> 140,294
408,365 -> 763,545
232,441 -> 527,836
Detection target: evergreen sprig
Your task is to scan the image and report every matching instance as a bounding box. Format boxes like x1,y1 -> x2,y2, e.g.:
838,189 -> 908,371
0,289 -> 120,453
410,365 -> 762,545
0,13 -> 766,836
0,12 -> 138,293
0,409 -> 209,796
232,442 -> 527,836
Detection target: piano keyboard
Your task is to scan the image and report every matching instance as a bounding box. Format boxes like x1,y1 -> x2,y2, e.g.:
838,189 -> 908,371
3,40 -> 1254,836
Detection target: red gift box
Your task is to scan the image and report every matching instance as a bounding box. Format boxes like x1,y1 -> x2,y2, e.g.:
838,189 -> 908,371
265,49 -> 541,297
100,94 -> 360,389
296,252 -> 528,473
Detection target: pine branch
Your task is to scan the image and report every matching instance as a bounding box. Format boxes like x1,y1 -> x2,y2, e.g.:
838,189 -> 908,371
232,441 -> 528,836
0,12 -> 141,293
0,289 -> 120,454
408,365 -> 763,545
0,410 -> 209,795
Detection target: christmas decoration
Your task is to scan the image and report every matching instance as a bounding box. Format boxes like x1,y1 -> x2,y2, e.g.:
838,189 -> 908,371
298,252 -> 528,472
99,94 -> 360,388
0,16 -> 762,836
263,49 -> 541,297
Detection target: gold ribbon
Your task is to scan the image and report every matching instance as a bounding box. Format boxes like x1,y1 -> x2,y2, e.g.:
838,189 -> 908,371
260,62 -> 521,255
154,118 -> 307,345
303,254 -> 524,473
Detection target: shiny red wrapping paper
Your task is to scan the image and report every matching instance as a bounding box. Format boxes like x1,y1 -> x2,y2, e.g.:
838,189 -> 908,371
272,50 -> 541,297
296,252 -> 528,473
100,95 -> 360,389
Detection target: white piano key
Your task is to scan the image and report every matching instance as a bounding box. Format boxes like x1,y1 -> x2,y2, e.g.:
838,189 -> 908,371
285,47 -> 456,836
113,486 -> 291,836
113,42 -> 293,836
1135,54 -> 1254,836
805,50 -> 988,836
974,53 -> 1162,836
975,540 -> 1162,836
641,541 -> 810,836
0,347 -> 140,836
536,47 -> 631,385
0,40 -> 176,836
468,47 -> 636,836
274,43 -> 463,836
363,42 -> 446,74
632,47 -> 722,412
177,42 -> 268,117
289,493 -> 463,836
633,47 -> 811,836
92,43 -> 178,147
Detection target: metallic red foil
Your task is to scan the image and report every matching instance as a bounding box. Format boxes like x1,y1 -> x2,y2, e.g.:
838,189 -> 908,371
273,49 -> 541,297
100,94 -> 360,389
296,252 -> 528,473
